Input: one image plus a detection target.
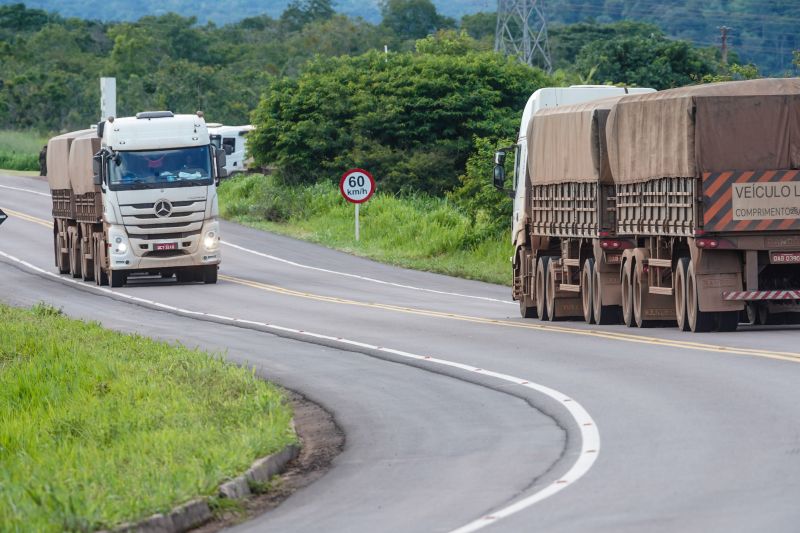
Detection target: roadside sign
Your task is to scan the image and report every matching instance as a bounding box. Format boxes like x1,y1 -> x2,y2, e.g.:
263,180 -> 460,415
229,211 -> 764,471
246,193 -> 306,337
340,168 -> 375,204
0,208 -> 6,227
340,169 -> 376,241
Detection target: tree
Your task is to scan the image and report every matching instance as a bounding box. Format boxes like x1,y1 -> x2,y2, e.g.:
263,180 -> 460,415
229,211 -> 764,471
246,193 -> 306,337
380,0 -> 454,41
575,34 -> 718,89
249,46 -> 552,195
460,11 -> 495,42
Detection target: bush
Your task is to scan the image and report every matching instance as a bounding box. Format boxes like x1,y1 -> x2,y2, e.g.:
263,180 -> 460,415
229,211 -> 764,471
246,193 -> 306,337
248,41 -> 552,196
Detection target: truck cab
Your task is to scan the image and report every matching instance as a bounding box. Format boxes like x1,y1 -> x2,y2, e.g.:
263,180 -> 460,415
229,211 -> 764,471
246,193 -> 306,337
208,124 -> 254,175
94,111 -> 226,285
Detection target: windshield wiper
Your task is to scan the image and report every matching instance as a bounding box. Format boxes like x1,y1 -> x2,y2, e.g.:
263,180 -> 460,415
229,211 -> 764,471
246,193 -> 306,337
130,182 -> 152,190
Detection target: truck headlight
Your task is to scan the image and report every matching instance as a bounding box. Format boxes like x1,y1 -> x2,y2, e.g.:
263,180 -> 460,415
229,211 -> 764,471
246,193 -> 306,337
113,236 -> 128,255
203,230 -> 218,250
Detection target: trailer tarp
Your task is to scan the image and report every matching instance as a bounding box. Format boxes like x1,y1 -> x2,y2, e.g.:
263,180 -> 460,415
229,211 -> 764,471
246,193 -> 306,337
607,78 -> 800,183
527,96 -> 622,185
46,129 -> 95,190
68,136 -> 101,194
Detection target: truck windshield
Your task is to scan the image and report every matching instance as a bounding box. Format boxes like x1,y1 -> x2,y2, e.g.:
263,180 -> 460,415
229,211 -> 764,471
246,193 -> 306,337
108,146 -> 213,190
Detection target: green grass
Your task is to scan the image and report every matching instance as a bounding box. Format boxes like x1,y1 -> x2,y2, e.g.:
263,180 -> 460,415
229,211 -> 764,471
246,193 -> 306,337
0,303 -> 295,532
0,129 -> 48,171
218,174 -> 512,285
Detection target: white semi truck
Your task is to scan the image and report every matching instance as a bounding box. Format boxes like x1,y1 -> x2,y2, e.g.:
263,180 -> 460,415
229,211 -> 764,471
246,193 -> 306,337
208,124 -> 254,175
47,111 -> 226,287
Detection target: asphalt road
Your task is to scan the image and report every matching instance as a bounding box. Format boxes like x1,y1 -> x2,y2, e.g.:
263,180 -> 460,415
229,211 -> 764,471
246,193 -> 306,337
2,173 -> 800,533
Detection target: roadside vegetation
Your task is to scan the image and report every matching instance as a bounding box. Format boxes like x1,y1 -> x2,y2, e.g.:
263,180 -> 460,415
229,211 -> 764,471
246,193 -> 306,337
219,173 -> 512,285
0,129 -> 45,171
0,303 -> 295,531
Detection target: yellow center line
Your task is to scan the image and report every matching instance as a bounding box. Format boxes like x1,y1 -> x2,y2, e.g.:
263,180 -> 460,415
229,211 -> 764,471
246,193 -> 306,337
220,277 -> 800,364
6,206 -> 800,364
2,207 -> 51,228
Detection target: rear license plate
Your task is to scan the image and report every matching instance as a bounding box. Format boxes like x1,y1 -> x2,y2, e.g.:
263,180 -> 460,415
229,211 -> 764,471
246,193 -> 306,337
770,251 -> 800,264
155,242 -> 177,251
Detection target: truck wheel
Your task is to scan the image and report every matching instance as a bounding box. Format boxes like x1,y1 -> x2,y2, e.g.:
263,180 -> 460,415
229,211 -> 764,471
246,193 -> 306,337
110,270 -> 126,288
55,226 -> 69,275
82,237 -> 94,282
93,236 -> 108,286
633,263 -> 652,328
717,311 -> 739,332
581,258 -> 595,324
686,259 -> 714,332
545,260 -> 559,322
674,257 -> 690,331
203,265 -> 218,284
535,257 -> 551,321
592,266 -> 621,325
517,250 -> 537,318
621,261 -> 634,327
68,228 -> 82,279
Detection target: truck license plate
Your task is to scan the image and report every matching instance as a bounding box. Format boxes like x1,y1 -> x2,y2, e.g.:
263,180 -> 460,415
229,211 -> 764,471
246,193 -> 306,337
155,242 -> 177,251
770,251 -> 800,264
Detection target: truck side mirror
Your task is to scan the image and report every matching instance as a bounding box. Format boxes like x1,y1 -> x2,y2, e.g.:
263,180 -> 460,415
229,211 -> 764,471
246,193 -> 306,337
92,153 -> 103,186
215,148 -> 228,180
493,164 -> 506,190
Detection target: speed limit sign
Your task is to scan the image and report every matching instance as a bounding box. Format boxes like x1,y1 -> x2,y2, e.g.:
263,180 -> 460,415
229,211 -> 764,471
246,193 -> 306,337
340,168 -> 375,241
340,168 -> 375,204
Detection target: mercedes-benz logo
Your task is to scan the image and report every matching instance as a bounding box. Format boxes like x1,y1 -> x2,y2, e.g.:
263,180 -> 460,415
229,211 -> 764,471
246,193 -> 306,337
154,200 -> 172,218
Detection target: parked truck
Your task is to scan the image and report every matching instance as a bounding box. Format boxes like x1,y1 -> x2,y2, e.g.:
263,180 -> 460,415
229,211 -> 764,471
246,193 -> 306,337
207,124 -> 254,175
495,79 -> 800,332
47,111 -> 227,287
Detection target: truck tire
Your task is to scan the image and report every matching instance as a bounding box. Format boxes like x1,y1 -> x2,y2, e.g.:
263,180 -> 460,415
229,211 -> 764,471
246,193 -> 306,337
621,261 -> 634,327
686,259 -> 714,332
535,256 -> 551,321
55,226 -> 69,275
674,257 -> 690,331
717,311 -> 739,332
516,249 -> 536,318
93,236 -> 108,286
592,267 -> 621,325
68,228 -> 82,279
581,258 -> 595,324
632,263 -> 651,328
545,259 -> 560,322
203,265 -> 218,284
81,237 -> 94,282
110,270 -> 126,288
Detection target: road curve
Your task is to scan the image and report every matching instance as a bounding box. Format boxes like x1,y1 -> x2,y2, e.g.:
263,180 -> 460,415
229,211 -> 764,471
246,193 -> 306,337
2,173 -> 800,533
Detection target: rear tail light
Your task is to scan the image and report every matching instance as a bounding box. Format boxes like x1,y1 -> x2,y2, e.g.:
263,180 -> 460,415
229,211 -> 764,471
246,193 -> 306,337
600,240 -> 624,250
696,238 -> 720,249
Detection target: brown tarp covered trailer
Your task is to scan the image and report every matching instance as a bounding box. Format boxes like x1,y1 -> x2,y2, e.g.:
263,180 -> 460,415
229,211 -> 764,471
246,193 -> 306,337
606,78 -> 800,183
68,135 -> 102,195
526,96 -> 623,185
46,129 -> 95,190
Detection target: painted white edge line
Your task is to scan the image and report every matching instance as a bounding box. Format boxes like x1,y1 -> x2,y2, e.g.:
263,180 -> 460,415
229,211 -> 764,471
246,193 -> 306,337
0,181 -> 514,306
0,248 -> 599,532
0,183 -> 51,198
222,240 -> 516,306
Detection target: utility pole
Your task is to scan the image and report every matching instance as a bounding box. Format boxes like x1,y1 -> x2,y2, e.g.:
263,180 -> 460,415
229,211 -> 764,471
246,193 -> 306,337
719,26 -> 731,65
496,0 -> 552,73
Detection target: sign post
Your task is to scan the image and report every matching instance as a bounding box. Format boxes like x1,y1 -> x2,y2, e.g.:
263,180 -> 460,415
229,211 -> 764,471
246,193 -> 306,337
340,168 -> 376,241
0,208 -> 6,228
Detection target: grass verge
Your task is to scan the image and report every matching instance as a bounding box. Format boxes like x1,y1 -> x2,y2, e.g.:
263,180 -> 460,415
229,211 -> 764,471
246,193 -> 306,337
0,302 -> 295,531
0,129 -> 47,171
218,174 -> 512,286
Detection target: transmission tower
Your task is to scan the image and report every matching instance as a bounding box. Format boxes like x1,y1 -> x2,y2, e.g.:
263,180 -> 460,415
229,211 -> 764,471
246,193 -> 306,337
495,0 -> 552,73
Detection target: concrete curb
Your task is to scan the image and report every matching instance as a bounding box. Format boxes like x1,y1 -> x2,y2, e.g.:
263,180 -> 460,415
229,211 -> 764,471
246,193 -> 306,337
108,441 -> 300,533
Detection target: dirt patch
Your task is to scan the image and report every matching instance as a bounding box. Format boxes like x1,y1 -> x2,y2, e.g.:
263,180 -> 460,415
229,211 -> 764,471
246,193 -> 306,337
194,390 -> 344,531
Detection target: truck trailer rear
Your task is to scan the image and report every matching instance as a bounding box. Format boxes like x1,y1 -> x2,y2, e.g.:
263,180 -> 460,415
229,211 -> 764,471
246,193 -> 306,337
495,78 -> 800,332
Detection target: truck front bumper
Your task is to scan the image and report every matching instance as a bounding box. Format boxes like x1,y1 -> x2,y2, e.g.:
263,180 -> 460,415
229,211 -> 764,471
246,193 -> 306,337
107,220 -> 221,271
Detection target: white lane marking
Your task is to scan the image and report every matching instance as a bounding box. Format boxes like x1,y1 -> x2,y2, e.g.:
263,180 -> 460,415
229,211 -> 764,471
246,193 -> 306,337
0,182 -> 514,306
0,249 -> 599,531
0,183 -> 51,197
222,241 -> 516,306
